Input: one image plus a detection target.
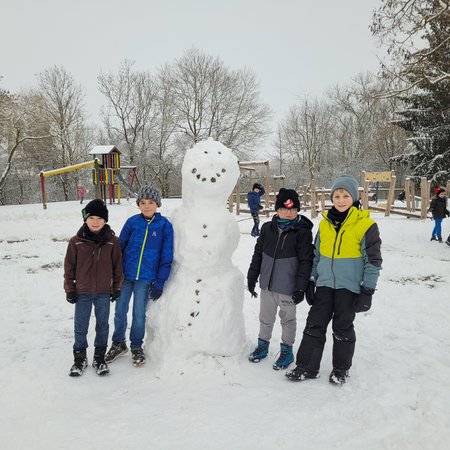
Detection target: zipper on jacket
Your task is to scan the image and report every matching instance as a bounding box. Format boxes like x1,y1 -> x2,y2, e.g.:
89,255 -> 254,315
136,216 -> 155,281
337,230 -> 345,255
268,232 -> 282,290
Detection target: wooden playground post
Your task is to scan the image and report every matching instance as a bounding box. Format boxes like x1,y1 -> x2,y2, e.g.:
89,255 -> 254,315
405,178 -> 412,211
310,178 -> 317,218
385,171 -> 396,216
420,177 -> 430,219
236,176 -> 241,215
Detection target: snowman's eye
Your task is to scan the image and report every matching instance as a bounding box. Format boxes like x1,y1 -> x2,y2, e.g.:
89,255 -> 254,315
221,168 -> 226,173
191,168 -> 197,173
204,151 -> 208,154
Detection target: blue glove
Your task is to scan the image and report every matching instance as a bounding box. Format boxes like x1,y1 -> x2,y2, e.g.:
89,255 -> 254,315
149,281 -> 164,301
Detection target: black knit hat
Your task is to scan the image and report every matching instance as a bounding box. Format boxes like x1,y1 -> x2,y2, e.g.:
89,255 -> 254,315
82,199 -> 109,222
275,188 -> 300,210
252,183 -> 261,190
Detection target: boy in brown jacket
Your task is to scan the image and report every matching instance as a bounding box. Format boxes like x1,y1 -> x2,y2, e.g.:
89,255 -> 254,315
64,199 -> 123,377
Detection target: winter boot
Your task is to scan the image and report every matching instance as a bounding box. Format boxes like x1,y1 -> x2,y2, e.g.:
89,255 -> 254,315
438,236 -> 443,243
273,343 -> 294,370
248,338 -> 269,363
431,236 -> 438,241
446,237 -> 450,246
329,369 -> 349,385
69,349 -> 88,377
105,341 -> 129,363
285,365 -> 319,382
131,348 -> 146,367
92,347 -> 110,376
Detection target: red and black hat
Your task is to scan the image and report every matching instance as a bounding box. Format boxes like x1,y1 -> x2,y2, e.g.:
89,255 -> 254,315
275,188 -> 300,210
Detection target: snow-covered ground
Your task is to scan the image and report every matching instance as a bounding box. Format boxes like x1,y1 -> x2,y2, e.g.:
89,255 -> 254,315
1,199 -> 449,450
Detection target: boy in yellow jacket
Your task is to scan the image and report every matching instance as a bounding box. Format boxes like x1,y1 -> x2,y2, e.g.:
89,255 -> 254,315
286,175 -> 382,385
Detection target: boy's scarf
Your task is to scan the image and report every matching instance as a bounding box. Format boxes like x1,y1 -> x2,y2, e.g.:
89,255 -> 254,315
77,223 -> 112,242
276,216 -> 299,232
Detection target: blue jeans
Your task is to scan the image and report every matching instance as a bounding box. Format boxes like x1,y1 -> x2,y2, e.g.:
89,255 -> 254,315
112,279 -> 151,349
73,293 -> 110,351
432,218 -> 443,238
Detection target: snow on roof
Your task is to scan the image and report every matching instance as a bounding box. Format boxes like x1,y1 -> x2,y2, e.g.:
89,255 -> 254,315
89,145 -> 121,155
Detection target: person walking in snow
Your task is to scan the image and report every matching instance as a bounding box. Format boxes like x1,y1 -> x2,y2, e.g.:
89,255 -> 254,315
105,185 -> 174,367
78,185 -> 86,204
247,183 -> 265,237
64,199 -> 124,377
429,188 -> 449,243
286,175 -> 382,385
247,188 -> 314,370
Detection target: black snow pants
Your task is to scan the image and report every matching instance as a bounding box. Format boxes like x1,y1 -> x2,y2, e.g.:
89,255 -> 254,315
295,286 -> 356,374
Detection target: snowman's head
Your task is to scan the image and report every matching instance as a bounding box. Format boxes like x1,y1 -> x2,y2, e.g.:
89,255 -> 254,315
182,138 -> 239,202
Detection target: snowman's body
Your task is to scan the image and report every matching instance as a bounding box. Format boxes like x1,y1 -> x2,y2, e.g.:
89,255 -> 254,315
146,139 -> 245,366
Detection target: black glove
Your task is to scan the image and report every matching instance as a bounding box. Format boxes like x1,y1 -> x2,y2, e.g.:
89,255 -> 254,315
248,280 -> 258,298
446,210 -> 450,217
110,291 -> 121,303
353,286 -> 374,313
149,281 -> 164,301
292,289 -> 304,304
305,280 -> 316,306
66,292 -> 78,304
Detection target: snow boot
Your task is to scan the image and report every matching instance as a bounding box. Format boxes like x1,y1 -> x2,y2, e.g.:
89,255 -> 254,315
69,349 -> 88,377
446,237 -> 450,246
105,341 -> 129,363
131,348 -> 146,367
431,236 -> 438,241
92,347 -> 110,376
248,338 -> 269,363
438,236 -> 443,243
329,369 -> 349,385
285,365 -> 319,382
273,343 -> 294,370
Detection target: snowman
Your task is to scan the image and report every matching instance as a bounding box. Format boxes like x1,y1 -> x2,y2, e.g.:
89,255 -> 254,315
146,138 -> 245,368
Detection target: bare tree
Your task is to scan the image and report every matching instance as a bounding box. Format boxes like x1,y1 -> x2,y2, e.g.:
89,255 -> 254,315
37,66 -> 88,200
278,96 -> 334,186
0,90 -> 51,204
98,60 -> 158,166
160,48 -> 272,158
371,0 -> 450,93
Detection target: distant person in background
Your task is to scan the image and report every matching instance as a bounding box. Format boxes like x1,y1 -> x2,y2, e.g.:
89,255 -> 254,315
64,199 -> 123,377
78,185 -> 86,204
429,188 -> 449,243
247,183 -> 265,237
397,190 -> 406,202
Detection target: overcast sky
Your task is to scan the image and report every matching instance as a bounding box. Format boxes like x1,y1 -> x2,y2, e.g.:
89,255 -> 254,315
2,0 -> 381,129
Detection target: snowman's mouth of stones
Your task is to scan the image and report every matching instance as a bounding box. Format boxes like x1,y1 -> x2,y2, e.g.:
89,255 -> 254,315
191,167 -> 226,183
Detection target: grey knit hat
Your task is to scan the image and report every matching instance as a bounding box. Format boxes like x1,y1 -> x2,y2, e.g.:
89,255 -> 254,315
330,175 -> 359,202
136,185 -> 162,207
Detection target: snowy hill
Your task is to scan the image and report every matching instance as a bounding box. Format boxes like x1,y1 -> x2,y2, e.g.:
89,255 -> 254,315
1,199 -> 449,450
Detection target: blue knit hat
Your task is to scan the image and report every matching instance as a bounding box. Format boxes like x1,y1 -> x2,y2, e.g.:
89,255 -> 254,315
330,175 -> 359,202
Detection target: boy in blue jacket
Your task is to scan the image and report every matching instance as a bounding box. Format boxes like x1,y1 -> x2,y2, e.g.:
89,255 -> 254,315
247,183 -> 265,237
105,185 -> 174,367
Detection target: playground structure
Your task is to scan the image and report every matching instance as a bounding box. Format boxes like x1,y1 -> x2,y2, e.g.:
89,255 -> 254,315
228,166 -> 449,220
39,145 -> 139,209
